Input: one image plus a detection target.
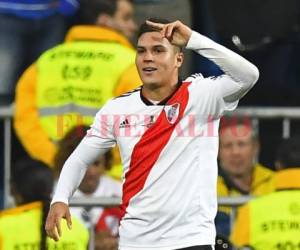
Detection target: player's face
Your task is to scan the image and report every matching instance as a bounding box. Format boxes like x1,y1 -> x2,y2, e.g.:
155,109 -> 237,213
136,31 -> 183,87
78,155 -> 105,194
112,0 -> 137,39
219,125 -> 259,178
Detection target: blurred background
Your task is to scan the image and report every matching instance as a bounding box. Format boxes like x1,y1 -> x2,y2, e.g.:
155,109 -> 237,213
0,0 -> 300,249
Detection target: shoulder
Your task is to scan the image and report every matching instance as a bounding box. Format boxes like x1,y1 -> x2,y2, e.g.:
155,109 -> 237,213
185,73 -> 220,92
252,163 -> 275,195
114,86 -> 141,99
0,202 -> 41,218
184,73 -> 205,82
101,87 -> 141,112
254,163 -> 274,179
186,73 -> 231,86
37,43 -> 64,62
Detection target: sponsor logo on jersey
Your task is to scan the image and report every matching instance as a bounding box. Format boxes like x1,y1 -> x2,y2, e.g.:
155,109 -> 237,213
119,115 -> 156,129
119,118 -> 130,128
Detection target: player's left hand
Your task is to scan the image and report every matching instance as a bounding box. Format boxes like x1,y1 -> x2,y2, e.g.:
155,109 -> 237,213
146,20 -> 192,47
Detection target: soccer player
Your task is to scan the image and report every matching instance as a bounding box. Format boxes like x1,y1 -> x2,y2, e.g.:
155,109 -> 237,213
45,18 -> 259,250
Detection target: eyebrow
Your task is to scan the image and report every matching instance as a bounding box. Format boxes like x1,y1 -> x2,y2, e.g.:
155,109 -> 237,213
137,44 -> 167,50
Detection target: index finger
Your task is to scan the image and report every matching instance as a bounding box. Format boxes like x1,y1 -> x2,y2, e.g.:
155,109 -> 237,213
45,213 -> 61,241
146,20 -> 164,31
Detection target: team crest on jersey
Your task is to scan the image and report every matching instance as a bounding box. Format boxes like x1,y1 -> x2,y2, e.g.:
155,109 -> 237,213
165,103 -> 180,124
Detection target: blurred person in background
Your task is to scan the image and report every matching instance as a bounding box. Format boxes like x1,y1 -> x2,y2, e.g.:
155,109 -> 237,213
0,0 -> 79,210
0,0 -> 79,105
55,125 -> 121,250
216,116 -> 275,236
95,206 -> 123,250
231,136 -> 300,250
54,125 -> 121,228
14,0 -> 140,177
0,158 -> 88,249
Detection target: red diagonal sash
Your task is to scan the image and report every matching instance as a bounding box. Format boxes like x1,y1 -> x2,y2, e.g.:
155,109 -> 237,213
121,82 -> 191,218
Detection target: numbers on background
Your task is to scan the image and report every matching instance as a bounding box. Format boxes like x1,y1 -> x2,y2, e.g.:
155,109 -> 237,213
62,65 -> 92,81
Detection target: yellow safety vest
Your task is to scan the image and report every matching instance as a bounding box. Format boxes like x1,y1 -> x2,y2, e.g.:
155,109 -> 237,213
249,190 -> 300,250
36,41 -> 136,140
217,163 -> 275,214
0,202 -> 89,250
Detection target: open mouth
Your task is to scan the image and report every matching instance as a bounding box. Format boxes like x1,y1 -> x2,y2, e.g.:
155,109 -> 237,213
142,67 -> 157,73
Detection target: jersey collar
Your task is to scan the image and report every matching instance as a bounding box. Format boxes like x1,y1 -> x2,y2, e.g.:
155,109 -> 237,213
140,79 -> 183,106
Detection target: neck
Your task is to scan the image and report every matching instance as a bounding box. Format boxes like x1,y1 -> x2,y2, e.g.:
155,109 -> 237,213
142,79 -> 179,102
231,173 -> 253,193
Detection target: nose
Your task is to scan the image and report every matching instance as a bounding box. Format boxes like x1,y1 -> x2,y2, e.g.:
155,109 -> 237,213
143,51 -> 153,62
231,144 -> 241,155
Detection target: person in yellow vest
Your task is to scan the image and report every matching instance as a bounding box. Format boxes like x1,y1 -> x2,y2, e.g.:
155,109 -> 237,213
0,159 -> 88,249
216,117 -> 275,236
231,136 -> 300,250
14,0 -> 141,180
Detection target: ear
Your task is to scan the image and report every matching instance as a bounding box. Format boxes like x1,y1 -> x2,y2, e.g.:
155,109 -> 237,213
176,52 -> 184,68
96,13 -> 114,27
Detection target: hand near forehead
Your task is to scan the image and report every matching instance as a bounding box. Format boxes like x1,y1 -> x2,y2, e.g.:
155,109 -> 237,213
146,20 -> 192,47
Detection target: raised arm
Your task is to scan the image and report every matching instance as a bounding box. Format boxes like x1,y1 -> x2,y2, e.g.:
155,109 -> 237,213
146,20 -> 259,102
185,31 -> 259,101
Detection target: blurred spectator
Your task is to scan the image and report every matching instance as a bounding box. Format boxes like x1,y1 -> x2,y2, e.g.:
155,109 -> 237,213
231,136 -> 300,249
0,0 -> 79,105
54,125 -> 121,250
95,207 -> 122,250
0,0 -> 79,210
133,0 -> 192,77
216,117 -> 275,236
0,158 -> 88,249
14,0 -> 141,173
54,125 -> 122,230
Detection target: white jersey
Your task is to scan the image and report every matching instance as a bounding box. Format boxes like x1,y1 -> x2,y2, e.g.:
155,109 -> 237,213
52,31 -> 259,249
70,175 -> 121,228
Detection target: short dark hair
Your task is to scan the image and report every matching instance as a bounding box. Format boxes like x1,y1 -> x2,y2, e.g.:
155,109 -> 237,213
276,136 -> 300,169
137,17 -> 183,52
54,125 -> 113,176
220,115 -> 259,141
78,0 -> 117,24
11,158 -> 54,250
11,158 -> 54,203
137,17 -> 172,38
